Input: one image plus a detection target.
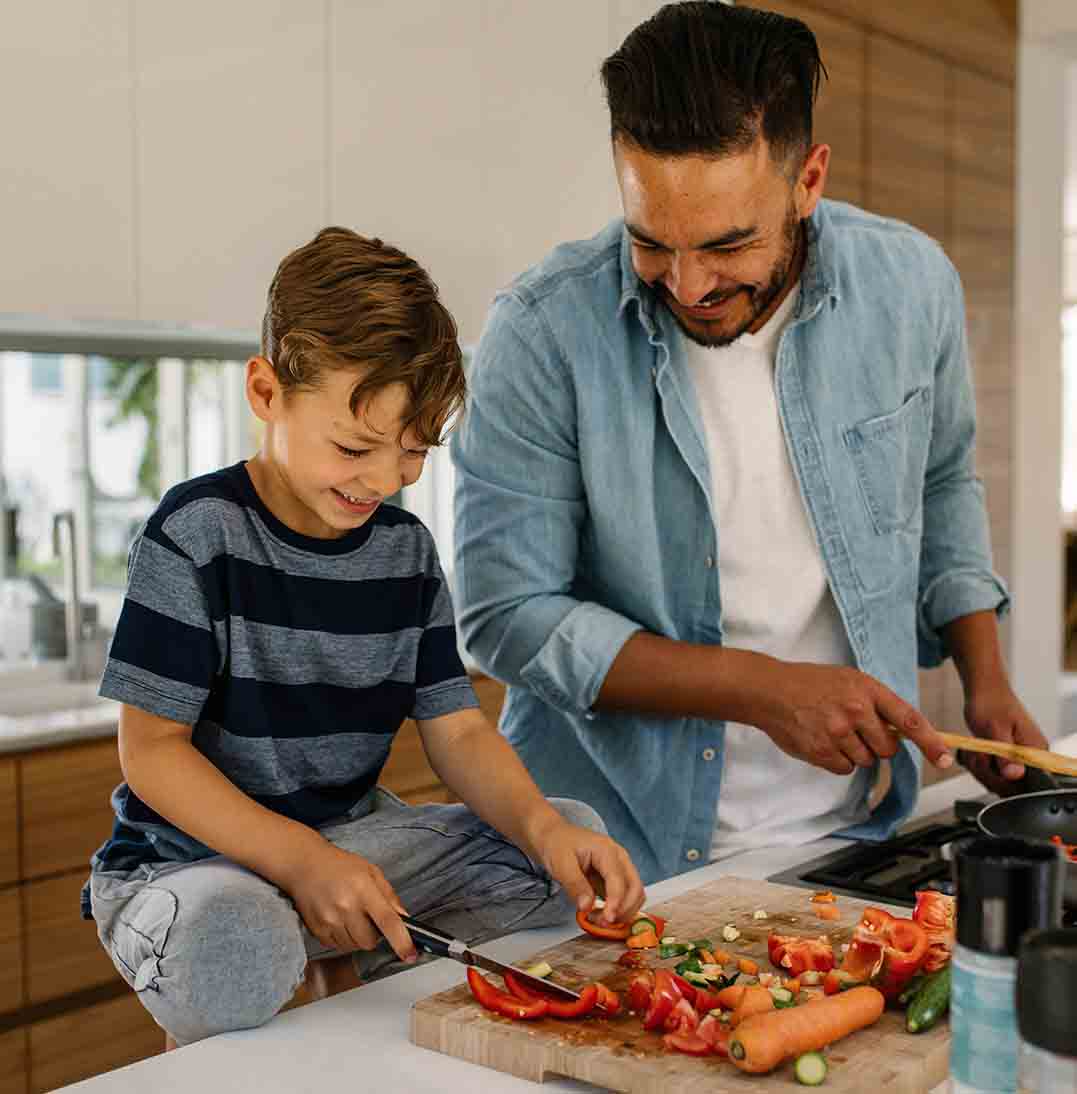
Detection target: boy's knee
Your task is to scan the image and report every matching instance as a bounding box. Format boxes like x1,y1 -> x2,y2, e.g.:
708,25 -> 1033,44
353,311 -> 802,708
549,797 -> 607,836
140,885 -> 306,1045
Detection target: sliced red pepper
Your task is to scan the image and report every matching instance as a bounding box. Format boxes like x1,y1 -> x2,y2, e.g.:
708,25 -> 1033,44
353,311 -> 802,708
767,932 -> 835,976
841,906 -> 929,1002
626,970 -> 655,1012
593,983 -> 621,1014
643,969 -> 683,1031
576,907 -> 632,941
691,986 -> 723,1014
913,890 -> 956,972
502,972 -> 599,1019
467,968 -> 548,1019
668,972 -> 698,1007
663,1030 -> 713,1055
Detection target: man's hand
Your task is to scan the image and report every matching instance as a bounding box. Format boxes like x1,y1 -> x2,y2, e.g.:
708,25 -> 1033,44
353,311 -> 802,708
282,841 -> 418,963
531,820 -> 645,926
752,661 -> 954,775
960,679 -> 1049,795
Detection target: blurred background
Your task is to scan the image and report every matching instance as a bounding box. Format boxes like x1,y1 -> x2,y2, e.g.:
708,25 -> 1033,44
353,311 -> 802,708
0,1 -> 1075,1089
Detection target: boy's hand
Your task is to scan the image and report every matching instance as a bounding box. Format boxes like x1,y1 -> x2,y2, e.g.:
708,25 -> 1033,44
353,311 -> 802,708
284,841 -> 418,963
533,821 -> 645,926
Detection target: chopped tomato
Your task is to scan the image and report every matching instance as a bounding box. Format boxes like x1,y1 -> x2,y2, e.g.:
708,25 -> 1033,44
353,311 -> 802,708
841,907 -> 929,1002
697,1013 -> 731,1057
913,890 -> 956,972
767,933 -> 835,976
691,986 -> 723,1013
664,997 -> 701,1034
466,968 -> 548,1019
626,970 -> 655,1012
576,908 -> 632,941
616,949 -> 648,968
593,983 -> 621,1014
669,972 -> 698,1007
502,973 -> 598,1019
643,969 -> 683,1031
663,1030 -> 713,1056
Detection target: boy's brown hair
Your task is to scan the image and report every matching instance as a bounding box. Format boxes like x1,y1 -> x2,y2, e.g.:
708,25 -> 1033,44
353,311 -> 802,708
262,227 -> 465,446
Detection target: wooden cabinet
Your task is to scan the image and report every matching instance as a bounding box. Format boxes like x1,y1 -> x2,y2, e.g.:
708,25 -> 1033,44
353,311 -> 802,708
21,739 -> 122,879
867,36 -> 947,243
28,993 -> 161,1094
0,889 -> 24,1016
25,873 -> 120,1006
0,760 -> 17,886
0,1029 -> 27,1094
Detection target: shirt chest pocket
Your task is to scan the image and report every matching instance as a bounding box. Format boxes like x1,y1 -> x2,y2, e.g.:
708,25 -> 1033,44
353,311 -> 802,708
842,387 -> 931,535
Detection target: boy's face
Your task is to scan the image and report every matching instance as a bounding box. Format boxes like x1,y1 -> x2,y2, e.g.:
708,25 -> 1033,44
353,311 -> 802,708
246,360 -> 429,539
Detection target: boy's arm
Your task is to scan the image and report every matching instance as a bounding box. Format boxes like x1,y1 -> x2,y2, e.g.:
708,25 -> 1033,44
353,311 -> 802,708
417,707 -> 644,924
118,703 -> 418,961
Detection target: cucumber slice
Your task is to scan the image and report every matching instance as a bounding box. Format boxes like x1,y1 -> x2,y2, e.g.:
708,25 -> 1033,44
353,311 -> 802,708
659,942 -> 692,959
768,986 -> 794,1006
794,1051 -> 828,1086
674,957 -> 703,977
630,916 -> 658,936
683,971 -> 710,986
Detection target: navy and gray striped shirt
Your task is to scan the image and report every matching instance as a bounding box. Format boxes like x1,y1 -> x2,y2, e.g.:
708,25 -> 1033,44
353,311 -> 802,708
91,460 -> 477,876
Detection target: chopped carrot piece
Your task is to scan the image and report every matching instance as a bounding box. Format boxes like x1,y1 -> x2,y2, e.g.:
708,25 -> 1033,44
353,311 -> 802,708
697,948 -> 716,965
738,958 -> 759,976
711,948 -> 733,964
810,891 -> 837,904
626,929 -> 659,949
816,905 -> 842,921
782,978 -> 801,994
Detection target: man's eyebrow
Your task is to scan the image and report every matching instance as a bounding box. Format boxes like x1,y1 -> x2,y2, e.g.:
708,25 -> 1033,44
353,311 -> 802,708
625,222 -> 758,250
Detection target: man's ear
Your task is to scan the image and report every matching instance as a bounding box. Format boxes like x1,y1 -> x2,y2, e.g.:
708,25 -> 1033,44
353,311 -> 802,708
246,357 -> 281,424
796,142 -> 830,219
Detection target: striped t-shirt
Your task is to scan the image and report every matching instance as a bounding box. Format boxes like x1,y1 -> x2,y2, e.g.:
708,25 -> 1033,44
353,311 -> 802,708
90,460 -> 478,876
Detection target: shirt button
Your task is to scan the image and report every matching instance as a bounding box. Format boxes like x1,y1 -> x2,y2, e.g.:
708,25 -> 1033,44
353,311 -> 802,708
704,556 -> 714,568
701,748 -> 716,761
685,848 -> 701,862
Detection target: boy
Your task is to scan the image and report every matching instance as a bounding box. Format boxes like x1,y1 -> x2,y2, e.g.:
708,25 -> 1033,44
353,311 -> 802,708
83,227 -> 644,1048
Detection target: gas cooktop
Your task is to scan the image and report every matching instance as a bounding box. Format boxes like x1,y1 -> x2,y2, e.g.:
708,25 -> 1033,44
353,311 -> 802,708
767,799 -> 1077,927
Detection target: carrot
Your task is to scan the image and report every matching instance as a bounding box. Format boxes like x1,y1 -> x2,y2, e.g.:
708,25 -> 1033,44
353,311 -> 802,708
782,977 -> 801,994
697,948 -> 716,965
738,957 -> 759,975
811,890 -> 837,904
711,947 -> 733,964
730,985 -> 774,1027
715,984 -> 746,1010
626,929 -> 659,949
728,985 -> 885,1073
816,905 -> 841,922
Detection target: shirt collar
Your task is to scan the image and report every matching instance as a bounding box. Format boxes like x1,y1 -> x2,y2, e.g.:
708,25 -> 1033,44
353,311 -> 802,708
617,198 -> 840,332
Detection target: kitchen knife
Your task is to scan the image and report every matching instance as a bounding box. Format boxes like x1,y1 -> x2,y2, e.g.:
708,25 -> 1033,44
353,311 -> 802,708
400,913 -> 582,1002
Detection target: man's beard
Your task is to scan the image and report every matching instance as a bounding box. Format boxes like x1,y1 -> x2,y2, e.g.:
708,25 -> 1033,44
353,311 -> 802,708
659,205 -> 803,349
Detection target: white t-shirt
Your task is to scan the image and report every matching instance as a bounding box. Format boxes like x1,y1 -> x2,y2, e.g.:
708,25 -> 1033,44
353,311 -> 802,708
681,284 -> 870,860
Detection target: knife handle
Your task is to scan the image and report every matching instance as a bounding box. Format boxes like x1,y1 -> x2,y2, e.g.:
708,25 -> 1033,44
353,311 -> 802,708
399,913 -> 457,959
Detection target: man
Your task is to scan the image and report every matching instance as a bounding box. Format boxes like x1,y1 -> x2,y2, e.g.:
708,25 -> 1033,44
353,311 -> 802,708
452,2 -> 1046,884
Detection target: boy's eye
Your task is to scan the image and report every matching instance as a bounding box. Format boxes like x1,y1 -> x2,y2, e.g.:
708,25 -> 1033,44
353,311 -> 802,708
335,443 -> 370,458
406,449 -> 429,459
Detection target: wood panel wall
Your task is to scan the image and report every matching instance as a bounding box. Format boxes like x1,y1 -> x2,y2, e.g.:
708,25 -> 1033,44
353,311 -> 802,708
753,1 -> 1017,768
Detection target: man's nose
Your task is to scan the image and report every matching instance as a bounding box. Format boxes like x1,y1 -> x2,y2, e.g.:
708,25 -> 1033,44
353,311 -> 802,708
664,253 -> 712,308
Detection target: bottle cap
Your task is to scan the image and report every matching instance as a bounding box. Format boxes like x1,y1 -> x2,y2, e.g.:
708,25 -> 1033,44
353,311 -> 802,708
1018,928 -> 1077,1057
953,837 -> 1062,956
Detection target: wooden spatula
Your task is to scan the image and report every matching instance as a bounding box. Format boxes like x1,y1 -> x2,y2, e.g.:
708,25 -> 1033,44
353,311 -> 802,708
936,732 -> 1077,779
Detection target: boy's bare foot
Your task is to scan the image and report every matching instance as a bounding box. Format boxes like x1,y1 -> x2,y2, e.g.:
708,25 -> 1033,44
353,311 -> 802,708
305,955 -> 362,1001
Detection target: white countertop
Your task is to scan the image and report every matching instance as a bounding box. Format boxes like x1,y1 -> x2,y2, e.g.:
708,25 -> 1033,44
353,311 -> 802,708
59,755 -> 1048,1094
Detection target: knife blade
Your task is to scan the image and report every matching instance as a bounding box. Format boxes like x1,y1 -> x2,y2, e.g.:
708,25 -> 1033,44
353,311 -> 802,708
400,914 -> 582,1002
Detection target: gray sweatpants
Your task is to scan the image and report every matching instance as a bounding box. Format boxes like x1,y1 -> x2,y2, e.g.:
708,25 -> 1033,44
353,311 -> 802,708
89,790 -> 603,1045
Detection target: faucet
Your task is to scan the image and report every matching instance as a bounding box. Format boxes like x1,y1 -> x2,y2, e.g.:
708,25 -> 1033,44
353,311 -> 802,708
52,510 -> 84,681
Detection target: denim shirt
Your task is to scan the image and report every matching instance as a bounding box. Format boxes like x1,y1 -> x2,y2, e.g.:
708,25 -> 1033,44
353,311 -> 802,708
451,199 -> 1007,884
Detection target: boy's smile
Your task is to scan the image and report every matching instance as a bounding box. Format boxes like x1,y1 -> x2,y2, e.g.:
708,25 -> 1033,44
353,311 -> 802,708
245,361 -> 429,540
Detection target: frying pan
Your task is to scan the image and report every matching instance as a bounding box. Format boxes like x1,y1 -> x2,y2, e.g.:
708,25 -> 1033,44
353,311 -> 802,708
976,769 -> 1077,908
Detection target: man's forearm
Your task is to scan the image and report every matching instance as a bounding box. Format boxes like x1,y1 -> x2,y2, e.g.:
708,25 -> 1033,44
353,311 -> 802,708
941,610 -> 1007,693
595,630 -> 778,723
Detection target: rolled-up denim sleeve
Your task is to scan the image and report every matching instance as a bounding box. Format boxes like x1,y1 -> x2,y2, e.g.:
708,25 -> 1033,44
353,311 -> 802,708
451,292 -> 642,712
916,258 -> 1009,668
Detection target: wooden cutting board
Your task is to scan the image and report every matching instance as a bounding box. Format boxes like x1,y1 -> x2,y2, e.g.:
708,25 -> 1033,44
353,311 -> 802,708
410,875 -> 949,1093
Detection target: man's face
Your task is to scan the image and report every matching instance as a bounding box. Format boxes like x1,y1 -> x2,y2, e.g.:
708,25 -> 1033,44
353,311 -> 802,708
614,137 -> 816,348
249,363 -> 429,539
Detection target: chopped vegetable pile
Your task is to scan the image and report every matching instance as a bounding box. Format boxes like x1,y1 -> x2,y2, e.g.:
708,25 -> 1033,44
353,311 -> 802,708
1051,834 -> 1077,862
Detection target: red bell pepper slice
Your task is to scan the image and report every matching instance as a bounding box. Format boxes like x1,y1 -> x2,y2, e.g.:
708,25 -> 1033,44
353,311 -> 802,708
841,907 -> 929,1002
643,969 -> 683,1031
502,972 -> 599,1019
593,983 -> 621,1014
913,890 -> 956,972
668,972 -> 698,1007
626,970 -> 655,1012
767,932 -> 835,976
467,968 -> 548,1019
576,907 -> 632,940
691,986 -> 723,1013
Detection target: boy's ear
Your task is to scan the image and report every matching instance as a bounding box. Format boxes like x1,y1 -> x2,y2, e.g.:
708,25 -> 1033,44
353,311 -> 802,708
246,357 -> 281,423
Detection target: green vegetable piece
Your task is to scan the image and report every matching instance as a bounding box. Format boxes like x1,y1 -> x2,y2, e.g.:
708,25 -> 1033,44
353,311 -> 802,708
897,972 -> 927,1006
689,938 -> 713,951
674,957 -> 703,977
794,1051 -> 828,1086
906,966 -> 951,1034
659,942 -> 691,959
630,916 -> 659,936
769,986 -> 795,1007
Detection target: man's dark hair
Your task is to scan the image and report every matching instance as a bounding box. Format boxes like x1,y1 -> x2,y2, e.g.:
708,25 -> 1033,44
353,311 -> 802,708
600,2 -> 825,169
